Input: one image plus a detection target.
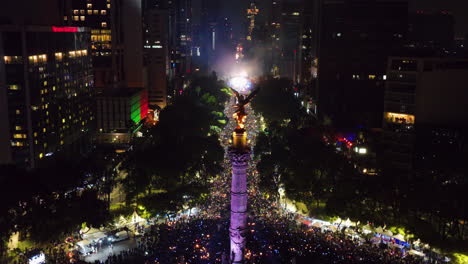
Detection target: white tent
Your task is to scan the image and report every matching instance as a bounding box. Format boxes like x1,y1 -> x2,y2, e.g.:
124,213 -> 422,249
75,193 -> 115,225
408,250 -> 425,257
131,211 -> 146,224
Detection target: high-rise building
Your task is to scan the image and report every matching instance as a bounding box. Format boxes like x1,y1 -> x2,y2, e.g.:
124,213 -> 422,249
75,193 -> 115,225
316,0 -> 408,129
280,2 -> 303,84
301,0 -> 320,84
64,0 -> 112,88
266,0 -> 283,77
0,25 -> 94,168
408,11 -> 455,51
246,2 -> 259,42
382,57 -> 468,175
169,0 -> 192,76
112,0 -> 145,89
144,9 -> 170,108
95,88 -> 148,144
199,0 -> 219,68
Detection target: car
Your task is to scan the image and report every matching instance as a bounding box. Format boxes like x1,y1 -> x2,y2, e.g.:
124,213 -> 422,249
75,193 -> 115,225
109,230 -> 129,243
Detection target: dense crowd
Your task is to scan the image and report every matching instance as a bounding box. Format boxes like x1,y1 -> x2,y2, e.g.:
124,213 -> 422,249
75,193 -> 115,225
87,214 -> 424,264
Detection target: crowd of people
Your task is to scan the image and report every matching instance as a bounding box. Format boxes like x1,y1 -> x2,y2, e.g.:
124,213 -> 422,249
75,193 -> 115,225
84,214 -> 424,264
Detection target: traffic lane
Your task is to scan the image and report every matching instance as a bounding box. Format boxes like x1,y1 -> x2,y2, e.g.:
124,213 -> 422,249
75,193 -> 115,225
82,238 -> 137,263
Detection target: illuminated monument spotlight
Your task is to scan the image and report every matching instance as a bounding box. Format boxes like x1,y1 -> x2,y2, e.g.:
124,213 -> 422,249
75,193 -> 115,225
228,74 -> 258,263
228,73 -> 252,95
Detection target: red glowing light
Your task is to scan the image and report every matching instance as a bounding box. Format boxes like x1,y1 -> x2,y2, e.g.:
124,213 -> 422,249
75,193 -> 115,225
52,26 -> 78,32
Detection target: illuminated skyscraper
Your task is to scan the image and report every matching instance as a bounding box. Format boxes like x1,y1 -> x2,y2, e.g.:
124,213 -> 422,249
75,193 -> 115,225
246,2 -> 259,41
0,26 -> 94,168
65,0 -> 112,57
64,0 -> 113,88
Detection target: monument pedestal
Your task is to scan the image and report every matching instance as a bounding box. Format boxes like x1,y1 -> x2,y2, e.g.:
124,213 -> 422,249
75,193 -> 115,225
229,130 -> 250,263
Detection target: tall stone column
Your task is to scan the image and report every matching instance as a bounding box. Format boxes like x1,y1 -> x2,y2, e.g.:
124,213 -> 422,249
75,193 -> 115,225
229,130 -> 250,263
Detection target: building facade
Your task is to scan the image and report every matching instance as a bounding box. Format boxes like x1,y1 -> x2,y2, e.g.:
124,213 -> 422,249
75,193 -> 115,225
144,9 -> 170,109
0,25 -> 94,168
382,57 -> 468,175
317,0 -> 408,129
95,88 -> 148,144
65,0 -> 113,88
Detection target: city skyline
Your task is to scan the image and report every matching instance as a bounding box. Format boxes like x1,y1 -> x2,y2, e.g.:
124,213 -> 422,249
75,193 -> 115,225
1,0 -> 468,263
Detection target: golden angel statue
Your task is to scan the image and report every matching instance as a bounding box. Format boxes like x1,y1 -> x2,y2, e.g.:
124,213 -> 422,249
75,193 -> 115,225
230,87 -> 259,130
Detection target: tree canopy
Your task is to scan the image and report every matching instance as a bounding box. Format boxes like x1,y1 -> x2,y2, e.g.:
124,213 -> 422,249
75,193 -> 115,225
121,74 -> 230,217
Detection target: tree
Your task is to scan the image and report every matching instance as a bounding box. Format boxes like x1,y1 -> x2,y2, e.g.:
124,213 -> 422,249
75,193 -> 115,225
121,75 -> 227,217
251,78 -> 304,125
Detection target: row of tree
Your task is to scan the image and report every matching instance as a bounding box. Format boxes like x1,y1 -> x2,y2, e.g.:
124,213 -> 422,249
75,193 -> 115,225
121,74 -> 230,216
252,77 -> 468,253
0,156 -> 111,258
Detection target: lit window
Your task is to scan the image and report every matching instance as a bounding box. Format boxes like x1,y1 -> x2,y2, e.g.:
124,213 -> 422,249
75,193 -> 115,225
87,3 -> 92,8
73,10 -> 79,15
43,128 -> 46,133
385,112 -> 415,125
383,75 -> 387,80
80,16 -> 85,21
55,52 -> 63,61
15,109 -> 20,115
62,118 -> 66,123
101,22 -> 107,28
28,55 -> 38,64
101,10 -> 107,15
15,126 -> 22,131
93,9 -> 99,15
8,85 -> 20,90
39,153 -> 44,159
64,16 -> 68,21
107,4 -> 110,8
38,54 -> 47,63
11,142 -> 24,147
80,10 -> 85,15
87,10 -> 92,15
13,134 -> 26,139
368,75 -> 376,80
73,16 -> 79,21
292,12 -> 300,16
